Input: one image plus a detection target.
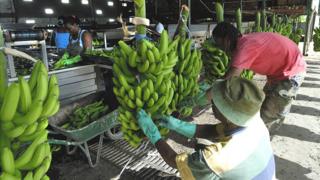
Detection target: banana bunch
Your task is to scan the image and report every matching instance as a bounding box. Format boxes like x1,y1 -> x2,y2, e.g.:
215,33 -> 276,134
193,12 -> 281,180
113,30 -> 179,147
61,101 -> 109,130
178,107 -> 193,117
0,61 -> 59,180
241,69 -> 255,80
170,37 -> 202,117
202,40 -> 229,84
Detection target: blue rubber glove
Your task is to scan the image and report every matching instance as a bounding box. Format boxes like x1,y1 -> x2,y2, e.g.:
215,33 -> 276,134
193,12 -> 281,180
136,110 -> 161,145
159,116 -> 196,139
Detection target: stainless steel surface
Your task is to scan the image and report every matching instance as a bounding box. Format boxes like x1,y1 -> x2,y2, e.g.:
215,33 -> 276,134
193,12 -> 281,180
5,40 -> 48,77
58,73 -> 96,86
89,140 -> 179,179
8,65 -> 105,105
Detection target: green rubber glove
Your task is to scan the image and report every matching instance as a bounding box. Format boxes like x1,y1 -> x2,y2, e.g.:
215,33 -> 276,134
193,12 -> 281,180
136,109 -> 161,145
159,116 -> 196,139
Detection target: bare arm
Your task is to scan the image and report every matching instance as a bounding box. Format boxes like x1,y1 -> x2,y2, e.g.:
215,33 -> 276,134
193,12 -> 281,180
225,66 -> 243,79
155,139 -> 178,168
195,124 -> 219,139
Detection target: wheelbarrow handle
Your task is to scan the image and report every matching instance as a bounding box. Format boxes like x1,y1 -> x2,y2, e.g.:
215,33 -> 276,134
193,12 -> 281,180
48,139 -> 81,146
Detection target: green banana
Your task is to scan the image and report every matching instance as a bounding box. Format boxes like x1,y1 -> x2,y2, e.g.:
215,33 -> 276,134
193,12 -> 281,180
0,83 -> 20,122
151,47 -> 161,62
33,71 -> 48,102
236,8 -> 242,33
15,130 -> 48,168
0,147 -> 15,174
47,101 -> 60,117
147,98 -> 155,107
18,76 -> 32,114
128,51 -> 138,68
143,88 -> 151,101
135,86 -> 142,100
118,74 -> 131,91
159,30 -> 169,55
113,63 -> 135,84
37,118 -> 49,131
23,172 -> 33,180
0,131 -> 10,149
215,2 -> 224,23
22,122 -> 39,136
33,164 -> 46,180
148,63 -> 156,73
129,89 -> 135,100
147,80 -> 154,93
28,61 -> 41,92
41,175 -> 50,180
3,123 -> 27,138
41,95 -> 58,117
0,172 -> 20,180
118,57 -> 135,77
135,98 -> 144,108
19,142 -> 48,170
137,60 -> 149,73
147,50 -> 155,63
13,100 -> 43,125
118,40 -> 133,56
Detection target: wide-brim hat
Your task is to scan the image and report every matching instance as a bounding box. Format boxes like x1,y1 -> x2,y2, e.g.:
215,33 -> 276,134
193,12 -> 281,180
212,77 -> 265,127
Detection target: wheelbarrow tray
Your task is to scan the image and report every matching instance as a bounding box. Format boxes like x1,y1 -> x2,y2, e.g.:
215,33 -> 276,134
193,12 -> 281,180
49,91 -> 119,142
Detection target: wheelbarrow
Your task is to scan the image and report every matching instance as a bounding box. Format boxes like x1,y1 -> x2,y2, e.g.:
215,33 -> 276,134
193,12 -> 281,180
48,91 -> 122,168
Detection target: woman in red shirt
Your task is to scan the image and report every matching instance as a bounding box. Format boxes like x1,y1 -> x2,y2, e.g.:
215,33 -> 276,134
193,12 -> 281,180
211,22 -> 306,136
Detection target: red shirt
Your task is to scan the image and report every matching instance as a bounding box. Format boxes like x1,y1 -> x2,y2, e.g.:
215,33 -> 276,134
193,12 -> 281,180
232,32 -> 306,82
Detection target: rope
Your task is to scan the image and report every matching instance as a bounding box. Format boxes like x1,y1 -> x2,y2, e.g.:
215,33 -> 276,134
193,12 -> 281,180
199,0 -> 215,13
130,17 -> 150,26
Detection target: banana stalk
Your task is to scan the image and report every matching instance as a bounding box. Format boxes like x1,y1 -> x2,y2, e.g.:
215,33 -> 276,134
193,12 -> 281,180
175,5 -> 190,41
134,0 -> 146,35
255,11 -> 261,32
235,8 -> 242,33
215,2 -> 224,23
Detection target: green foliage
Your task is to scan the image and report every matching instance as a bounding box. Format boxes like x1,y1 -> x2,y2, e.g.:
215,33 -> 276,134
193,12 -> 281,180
313,28 -> 320,51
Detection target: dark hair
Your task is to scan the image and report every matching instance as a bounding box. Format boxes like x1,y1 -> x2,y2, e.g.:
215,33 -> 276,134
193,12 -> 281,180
64,16 -> 80,25
57,16 -> 65,26
212,22 -> 242,52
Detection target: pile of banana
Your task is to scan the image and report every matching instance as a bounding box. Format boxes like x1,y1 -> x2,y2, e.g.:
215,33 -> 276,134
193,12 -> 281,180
0,60 -> 59,180
241,69 -> 255,80
113,30 -> 179,147
171,37 -> 202,117
60,101 -> 109,130
202,40 -> 229,84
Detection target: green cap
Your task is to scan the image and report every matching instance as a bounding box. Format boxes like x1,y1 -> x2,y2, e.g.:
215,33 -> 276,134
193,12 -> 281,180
212,77 -> 265,127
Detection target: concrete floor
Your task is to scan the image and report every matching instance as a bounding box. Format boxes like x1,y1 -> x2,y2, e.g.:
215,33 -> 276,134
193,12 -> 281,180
50,51 -> 320,180
270,52 -> 320,180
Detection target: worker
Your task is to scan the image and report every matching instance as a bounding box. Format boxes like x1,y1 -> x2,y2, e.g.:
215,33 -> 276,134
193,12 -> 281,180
63,16 -> 92,56
212,22 -> 306,135
52,16 -> 70,54
137,77 -> 275,179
